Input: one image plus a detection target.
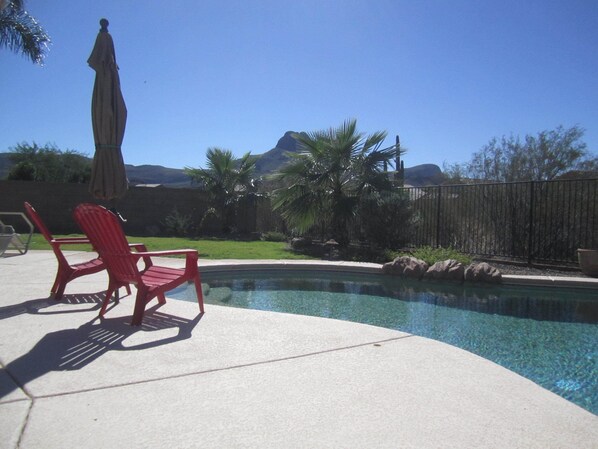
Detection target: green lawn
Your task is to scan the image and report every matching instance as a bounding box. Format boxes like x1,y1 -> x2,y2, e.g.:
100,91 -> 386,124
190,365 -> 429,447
27,234 -> 314,260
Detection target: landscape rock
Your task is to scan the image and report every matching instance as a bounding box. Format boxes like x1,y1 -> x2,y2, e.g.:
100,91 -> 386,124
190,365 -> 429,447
324,239 -> 340,260
423,259 -> 465,282
382,256 -> 429,279
290,237 -> 312,249
464,262 -> 502,283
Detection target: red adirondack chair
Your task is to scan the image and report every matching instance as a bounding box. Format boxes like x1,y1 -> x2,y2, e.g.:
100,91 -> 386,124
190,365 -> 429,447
73,203 -> 204,325
24,202 -> 112,299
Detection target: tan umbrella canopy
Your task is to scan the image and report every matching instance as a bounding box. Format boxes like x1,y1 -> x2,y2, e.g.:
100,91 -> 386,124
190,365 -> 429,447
88,18 -> 128,201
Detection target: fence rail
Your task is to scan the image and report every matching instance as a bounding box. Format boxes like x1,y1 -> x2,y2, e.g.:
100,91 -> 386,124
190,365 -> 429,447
402,179 -> 598,264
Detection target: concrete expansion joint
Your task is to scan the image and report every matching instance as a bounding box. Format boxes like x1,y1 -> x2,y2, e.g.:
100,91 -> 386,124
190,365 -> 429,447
30,334 -> 416,402
16,401 -> 34,448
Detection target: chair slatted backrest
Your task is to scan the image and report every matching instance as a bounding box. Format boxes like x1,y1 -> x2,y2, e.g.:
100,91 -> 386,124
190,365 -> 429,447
74,204 -> 140,284
24,202 -> 69,266
24,202 -> 53,242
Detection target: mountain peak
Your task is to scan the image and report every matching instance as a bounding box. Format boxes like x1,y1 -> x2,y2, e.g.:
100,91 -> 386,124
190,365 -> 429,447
275,131 -> 298,150
274,131 -> 308,153
253,131 -> 306,176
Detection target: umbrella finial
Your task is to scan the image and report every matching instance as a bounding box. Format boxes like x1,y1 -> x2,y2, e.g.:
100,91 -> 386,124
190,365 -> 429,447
99,18 -> 109,32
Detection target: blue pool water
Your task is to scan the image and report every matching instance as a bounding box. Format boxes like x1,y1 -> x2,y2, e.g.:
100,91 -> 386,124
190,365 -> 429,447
170,270 -> 598,415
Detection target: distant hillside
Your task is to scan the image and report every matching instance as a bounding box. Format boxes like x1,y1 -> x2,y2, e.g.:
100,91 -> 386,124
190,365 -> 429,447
0,153 -> 193,187
403,164 -> 444,186
0,132 -> 444,187
125,164 -> 192,187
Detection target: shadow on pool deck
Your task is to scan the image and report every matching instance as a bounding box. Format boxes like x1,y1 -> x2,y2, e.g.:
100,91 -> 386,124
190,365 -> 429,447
0,251 -> 596,449
1,302 -> 203,401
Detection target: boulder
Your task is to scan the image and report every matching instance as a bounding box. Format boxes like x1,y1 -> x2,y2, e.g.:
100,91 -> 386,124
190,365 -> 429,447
325,239 -> 340,260
290,237 -> 312,249
382,256 -> 429,279
464,262 -> 502,283
424,259 -> 465,282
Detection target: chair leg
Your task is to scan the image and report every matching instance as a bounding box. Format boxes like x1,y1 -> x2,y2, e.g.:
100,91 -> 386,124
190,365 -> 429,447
193,275 -> 204,313
50,277 -> 60,298
53,281 -> 67,300
51,266 -> 73,300
114,283 -> 131,302
131,288 -> 148,326
100,283 -> 118,317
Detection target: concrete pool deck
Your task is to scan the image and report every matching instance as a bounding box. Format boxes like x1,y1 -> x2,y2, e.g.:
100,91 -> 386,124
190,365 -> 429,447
1,250 -> 597,448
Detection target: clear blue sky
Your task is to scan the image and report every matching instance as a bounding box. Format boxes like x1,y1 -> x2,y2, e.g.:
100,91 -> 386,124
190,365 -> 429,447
2,0 -> 597,170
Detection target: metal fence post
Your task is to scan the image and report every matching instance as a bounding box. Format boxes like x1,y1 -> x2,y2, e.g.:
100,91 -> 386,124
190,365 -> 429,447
527,181 -> 535,265
436,185 -> 442,247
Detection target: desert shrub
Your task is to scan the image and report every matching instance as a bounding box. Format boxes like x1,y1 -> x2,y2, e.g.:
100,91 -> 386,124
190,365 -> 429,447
198,207 -> 223,235
356,191 -> 413,249
402,246 -> 472,266
383,248 -> 401,261
162,208 -> 193,237
261,231 -> 287,242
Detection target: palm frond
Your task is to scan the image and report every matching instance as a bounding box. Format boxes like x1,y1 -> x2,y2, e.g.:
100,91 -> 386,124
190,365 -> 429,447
361,130 -> 388,154
272,184 -> 324,232
0,5 -> 50,64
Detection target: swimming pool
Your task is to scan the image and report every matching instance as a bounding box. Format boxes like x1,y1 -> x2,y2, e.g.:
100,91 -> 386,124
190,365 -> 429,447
170,269 -> 598,415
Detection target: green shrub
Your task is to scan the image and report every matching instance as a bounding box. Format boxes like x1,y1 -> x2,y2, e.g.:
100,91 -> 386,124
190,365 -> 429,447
357,191 -> 413,249
400,246 -> 472,266
261,231 -> 287,242
383,248 -> 401,261
198,207 -> 222,234
162,208 -> 193,237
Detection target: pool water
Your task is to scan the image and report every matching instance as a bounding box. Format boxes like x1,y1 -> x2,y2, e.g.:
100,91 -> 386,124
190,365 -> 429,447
170,270 -> 598,415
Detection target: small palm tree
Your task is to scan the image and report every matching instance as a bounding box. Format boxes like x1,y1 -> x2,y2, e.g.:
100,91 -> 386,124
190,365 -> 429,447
272,119 -> 400,245
0,0 -> 50,65
185,148 -> 257,233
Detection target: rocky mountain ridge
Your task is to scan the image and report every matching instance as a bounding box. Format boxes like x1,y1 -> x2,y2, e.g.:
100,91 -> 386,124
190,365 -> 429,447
0,132 -> 444,187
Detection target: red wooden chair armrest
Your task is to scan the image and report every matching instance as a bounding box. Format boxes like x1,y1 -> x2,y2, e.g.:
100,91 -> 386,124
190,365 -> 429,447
128,243 -> 148,251
130,249 -> 198,271
130,249 -> 197,258
51,237 -> 92,245
128,243 -> 152,269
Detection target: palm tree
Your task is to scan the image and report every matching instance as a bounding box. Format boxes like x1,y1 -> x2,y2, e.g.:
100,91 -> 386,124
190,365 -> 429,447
0,0 -> 50,65
271,119 -> 400,245
185,148 -> 257,233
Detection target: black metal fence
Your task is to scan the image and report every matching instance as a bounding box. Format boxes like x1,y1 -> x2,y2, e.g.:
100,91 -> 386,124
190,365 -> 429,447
403,179 -> 598,264
3,178 -> 596,265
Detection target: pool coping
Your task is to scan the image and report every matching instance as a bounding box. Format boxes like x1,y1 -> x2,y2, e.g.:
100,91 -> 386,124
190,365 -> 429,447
195,259 -> 598,290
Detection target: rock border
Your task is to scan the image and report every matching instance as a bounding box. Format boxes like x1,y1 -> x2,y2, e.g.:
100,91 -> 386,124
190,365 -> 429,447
383,257 -> 502,284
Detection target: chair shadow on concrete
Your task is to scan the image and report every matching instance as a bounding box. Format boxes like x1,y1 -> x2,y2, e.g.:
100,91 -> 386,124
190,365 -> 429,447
0,291 -> 120,321
0,303 -> 203,399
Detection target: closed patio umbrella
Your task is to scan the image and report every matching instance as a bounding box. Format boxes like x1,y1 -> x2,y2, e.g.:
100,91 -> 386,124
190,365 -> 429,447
88,18 -> 128,202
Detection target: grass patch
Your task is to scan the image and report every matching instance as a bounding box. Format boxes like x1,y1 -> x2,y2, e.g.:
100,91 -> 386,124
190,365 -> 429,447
27,234 -> 314,260
28,234 -> 469,264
